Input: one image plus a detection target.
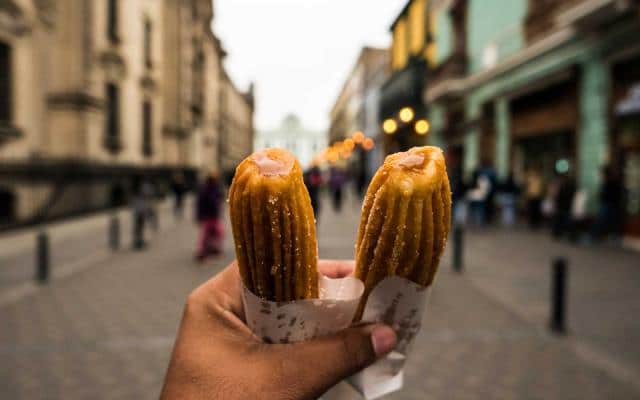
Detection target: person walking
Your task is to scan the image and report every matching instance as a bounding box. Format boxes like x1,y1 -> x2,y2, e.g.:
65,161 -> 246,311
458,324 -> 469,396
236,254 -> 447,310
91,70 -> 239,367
171,172 -> 188,220
497,174 -> 520,227
304,165 -> 323,221
131,177 -> 151,250
592,166 -> 625,242
552,173 -> 576,239
329,165 -> 346,213
195,174 -> 225,262
525,167 -> 544,229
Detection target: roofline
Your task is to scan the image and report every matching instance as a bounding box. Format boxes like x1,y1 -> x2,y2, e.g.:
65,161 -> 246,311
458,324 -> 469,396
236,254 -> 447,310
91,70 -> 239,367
390,0 -> 413,31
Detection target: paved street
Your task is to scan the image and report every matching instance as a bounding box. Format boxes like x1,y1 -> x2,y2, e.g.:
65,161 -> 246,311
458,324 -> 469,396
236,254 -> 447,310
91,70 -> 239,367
1,190 -> 640,399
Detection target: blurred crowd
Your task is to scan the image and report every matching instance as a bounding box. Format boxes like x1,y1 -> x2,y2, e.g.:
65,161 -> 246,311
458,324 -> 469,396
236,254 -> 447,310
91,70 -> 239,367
450,161 -> 626,244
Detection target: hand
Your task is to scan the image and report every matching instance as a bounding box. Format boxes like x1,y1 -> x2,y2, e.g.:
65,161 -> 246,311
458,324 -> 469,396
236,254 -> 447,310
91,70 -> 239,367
160,260 -> 397,400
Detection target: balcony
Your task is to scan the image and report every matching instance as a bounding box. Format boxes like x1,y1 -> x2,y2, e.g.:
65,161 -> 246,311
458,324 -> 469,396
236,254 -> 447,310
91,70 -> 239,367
379,57 -> 427,121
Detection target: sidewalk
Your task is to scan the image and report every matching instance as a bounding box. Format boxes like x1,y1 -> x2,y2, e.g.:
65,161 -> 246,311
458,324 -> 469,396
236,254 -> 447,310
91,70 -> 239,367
0,199 -> 182,293
1,190 -> 639,399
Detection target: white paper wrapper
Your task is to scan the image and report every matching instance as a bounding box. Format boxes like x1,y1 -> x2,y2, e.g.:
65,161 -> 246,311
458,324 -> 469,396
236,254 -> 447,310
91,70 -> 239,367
348,276 -> 430,399
242,274 -> 364,343
241,274 -> 429,399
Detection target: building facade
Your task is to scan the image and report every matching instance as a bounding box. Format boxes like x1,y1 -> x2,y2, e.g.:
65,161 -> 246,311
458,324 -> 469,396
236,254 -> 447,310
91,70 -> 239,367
328,46 -> 390,179
255,114 -> 326,169
379,0 -> 435,154
218,70 -> 255,183
426,0 -> 640,239
0,0 -> 254,228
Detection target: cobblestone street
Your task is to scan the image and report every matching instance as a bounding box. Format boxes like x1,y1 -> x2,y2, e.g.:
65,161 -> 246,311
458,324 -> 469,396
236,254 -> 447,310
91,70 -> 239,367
1,193 -> 639,399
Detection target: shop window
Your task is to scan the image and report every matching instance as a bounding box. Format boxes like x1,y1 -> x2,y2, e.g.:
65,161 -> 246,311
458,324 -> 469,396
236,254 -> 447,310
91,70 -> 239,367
107,0 -> 119,43
0,42 -> 11,124
144,18 -> 152,69
105,83 -> 121,152
0,187 -> 15,225
142,100 -> 153,157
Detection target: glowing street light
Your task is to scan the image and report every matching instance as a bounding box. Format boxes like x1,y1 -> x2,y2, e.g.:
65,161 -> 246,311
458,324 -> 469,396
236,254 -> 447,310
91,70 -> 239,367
363,137 -> 375,151
383,119 -> 398,135
343,138 -> 355,151
399,107 -> 414,123
415,119 -> 430,135
352,131 -> 365,143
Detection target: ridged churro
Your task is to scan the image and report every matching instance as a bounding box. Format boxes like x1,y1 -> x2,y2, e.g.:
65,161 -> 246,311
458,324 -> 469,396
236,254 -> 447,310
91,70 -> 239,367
354,146 -> 451,319
229,148 -> 318,301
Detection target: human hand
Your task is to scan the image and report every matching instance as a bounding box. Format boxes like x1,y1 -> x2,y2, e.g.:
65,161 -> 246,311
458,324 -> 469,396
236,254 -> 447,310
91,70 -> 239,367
160,260 -> 397,400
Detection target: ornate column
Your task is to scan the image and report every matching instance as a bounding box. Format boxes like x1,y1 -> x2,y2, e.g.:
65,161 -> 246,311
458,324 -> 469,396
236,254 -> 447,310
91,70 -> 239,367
495,97 -> 511,180
578,52 -> 610,212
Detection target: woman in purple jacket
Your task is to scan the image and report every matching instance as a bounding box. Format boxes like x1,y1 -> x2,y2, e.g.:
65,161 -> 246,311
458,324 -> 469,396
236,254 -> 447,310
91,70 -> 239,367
195,174 -> 224,261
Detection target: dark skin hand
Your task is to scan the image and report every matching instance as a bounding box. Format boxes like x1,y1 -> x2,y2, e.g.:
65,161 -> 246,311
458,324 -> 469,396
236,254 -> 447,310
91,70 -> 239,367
160,260 -> 397,400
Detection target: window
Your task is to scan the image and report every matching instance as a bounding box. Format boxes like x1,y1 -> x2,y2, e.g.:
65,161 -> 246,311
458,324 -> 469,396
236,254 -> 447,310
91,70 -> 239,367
142,101 -> 153,157
0,42 -> 11,124
105,83 -> 121,152
144,18 -> 152,68
107,0 -> 119,43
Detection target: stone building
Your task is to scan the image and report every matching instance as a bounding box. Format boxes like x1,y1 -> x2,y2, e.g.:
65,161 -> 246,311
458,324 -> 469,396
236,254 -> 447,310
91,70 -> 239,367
255,114 -> 326,169
378,0 -> 435,154
218,69 -> 255,183
0,0 -> 254,228
328,46 -> 390,179
425,0 -> 640,241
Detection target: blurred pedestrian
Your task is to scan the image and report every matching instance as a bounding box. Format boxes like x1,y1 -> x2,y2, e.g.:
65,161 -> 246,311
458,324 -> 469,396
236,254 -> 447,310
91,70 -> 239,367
467,163 -> 494,226
171,172 -> 188,220
525,167 -> 544,229
552,173 -> 576,238
355,163 -> 368,199
304,164 -> 323,221
592,166 -> 625,242
450,165 -> 468,226
131,177 -> 151,250
497,175 -> 520,227
329,165 -> 346,213
143,180 -> 159,231
195,174 -> 224,262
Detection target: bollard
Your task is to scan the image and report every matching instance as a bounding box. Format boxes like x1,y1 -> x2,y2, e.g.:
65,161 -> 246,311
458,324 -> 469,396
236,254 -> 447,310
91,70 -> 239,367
550,257 -> 568,334
36,231 -> 50,284
109,214 -> 120,250
452,224 -> 464,273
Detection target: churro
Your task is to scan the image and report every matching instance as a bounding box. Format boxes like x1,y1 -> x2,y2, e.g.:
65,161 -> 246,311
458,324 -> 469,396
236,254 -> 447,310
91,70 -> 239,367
229,148 -> 318,301
354,146 -> 451,319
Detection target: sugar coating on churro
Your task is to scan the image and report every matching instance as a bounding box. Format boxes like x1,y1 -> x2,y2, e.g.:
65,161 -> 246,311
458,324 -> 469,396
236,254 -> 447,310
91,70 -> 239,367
230,148 -> 319,301
354,146 -> 452,319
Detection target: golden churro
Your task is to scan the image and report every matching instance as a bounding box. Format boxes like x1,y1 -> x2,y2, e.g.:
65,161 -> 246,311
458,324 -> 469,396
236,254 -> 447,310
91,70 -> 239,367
229,148 -> 318,301
354,146 -> 451,319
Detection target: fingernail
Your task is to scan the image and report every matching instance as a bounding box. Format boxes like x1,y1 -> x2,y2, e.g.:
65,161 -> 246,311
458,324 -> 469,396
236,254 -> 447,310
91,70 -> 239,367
371,325 -> 397,357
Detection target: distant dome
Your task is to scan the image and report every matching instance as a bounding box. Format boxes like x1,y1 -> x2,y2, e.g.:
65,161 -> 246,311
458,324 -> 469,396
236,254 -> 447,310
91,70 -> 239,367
282,114 -> 302,130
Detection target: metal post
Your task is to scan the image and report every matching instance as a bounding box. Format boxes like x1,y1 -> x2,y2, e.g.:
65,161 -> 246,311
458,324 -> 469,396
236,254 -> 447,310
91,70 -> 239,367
453,224 -> 464,272
109,214 -> 120,250
550,257 -> 568,334
36,231 -> 49,284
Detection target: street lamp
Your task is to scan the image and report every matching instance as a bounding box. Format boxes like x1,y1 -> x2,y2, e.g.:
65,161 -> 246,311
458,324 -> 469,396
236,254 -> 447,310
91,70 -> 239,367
415,119 -> 430,135
363,138 -> 375,151
352,131 -> 365,144
399,107 -> 414,123
383,119 -> 398,135
343,138 -> 355,151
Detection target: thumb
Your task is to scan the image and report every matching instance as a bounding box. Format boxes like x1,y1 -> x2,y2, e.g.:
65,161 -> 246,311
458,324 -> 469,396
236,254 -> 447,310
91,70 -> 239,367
267,324 -> 397,399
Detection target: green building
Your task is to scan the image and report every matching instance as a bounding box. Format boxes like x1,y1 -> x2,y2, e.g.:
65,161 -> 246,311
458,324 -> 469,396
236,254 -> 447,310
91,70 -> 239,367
426,0 -> 640,240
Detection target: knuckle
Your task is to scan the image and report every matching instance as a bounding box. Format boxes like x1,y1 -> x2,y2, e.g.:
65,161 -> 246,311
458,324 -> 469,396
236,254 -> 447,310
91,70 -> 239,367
339,330 -> 373,370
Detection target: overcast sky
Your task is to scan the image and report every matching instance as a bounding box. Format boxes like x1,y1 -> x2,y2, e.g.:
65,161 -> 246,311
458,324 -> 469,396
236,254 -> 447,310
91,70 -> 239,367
214,0 -> 407,132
